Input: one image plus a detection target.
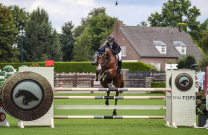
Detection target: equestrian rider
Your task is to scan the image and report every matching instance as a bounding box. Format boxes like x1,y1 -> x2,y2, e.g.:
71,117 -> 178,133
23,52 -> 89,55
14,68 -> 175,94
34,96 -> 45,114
104,36 -> 123,75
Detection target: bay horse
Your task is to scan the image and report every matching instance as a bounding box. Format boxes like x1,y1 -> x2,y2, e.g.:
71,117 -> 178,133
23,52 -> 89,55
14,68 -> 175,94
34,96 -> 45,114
95,47 -> 124,116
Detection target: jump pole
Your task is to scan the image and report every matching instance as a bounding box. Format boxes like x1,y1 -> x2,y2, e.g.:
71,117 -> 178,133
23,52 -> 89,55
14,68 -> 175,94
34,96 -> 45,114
54,116 -> 165,119
55,88 -> 171,92
54,105 -> 165,110
54,96 -> 165,99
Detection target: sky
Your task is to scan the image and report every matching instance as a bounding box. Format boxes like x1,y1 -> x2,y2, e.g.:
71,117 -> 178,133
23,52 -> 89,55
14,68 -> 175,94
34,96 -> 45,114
1,0 -> 208,33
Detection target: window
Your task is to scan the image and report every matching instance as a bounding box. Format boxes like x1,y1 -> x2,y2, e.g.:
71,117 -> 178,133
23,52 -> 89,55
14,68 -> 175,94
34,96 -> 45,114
153,41 -> 166,54
182,46 -> 185,53
121,46 -> 126,57
162,46 -> 165,53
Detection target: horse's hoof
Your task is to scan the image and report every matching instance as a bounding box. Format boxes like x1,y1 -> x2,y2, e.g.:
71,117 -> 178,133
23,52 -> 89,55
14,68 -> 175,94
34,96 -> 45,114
113,111 -> 117,116
105,100 -> 109,105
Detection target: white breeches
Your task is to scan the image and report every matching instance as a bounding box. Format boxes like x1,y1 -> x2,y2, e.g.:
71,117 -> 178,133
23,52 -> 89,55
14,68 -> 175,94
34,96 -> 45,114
118,52 -> 121,61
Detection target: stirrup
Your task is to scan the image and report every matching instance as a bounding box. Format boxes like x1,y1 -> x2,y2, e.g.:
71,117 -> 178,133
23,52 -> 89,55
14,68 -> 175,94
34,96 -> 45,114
118,70 -> 123,75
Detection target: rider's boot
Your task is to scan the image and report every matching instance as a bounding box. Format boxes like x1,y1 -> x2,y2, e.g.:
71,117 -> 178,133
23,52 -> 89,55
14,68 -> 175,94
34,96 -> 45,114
118,60 -> 123,75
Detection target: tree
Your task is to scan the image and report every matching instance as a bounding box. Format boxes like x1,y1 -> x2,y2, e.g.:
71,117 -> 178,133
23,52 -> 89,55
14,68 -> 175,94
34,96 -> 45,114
147,0 -> 201,41
23,7 -> 62,62
73,7 -> 107,38
7,5 -> 30,61
72,7 -> 117,61
0,4 -> 20,62
177,55 -> 196,69
87,12 -> 117,51
73,29 -> 92,61
73,18 -> 87,37
59,21 -> 74,61
7,5 -> 29,31
200,32 -> 208,54
198,53 -> 208,70
137,21 -> 148,26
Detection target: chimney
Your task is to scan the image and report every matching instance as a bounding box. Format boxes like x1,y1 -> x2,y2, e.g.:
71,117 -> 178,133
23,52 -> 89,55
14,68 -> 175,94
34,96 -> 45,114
176,23 -> 187,32
114,21 -> 123,30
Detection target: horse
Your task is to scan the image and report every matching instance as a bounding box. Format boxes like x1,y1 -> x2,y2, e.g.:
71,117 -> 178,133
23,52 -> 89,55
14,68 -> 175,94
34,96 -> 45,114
95,47 -> 124,116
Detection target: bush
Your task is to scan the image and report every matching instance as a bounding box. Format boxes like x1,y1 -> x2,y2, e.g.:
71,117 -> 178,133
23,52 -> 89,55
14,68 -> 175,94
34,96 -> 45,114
0,71 -> 5,76
3,65 -> 14,72
0,62 -> 156,73
5,74 -> 13,79
20,65 -> 28,67
196,91 -> 208,115
0,81 -> 5,85
177,55 -> 196,69
30,63 -> 40,67
0,78 -> 5,82
151,82 -> 166,93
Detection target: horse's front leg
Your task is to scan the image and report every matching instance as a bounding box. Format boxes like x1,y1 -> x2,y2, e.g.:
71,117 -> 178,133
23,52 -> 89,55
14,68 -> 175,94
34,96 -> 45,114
99,69 -> 112,81
101,68 -> 114,81
113,91 -> 119,116
105,91 -> 110,105
100,79 -> 110,105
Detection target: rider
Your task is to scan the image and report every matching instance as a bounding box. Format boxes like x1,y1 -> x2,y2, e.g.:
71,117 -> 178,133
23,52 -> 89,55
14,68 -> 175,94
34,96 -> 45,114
104,36 -> 123,75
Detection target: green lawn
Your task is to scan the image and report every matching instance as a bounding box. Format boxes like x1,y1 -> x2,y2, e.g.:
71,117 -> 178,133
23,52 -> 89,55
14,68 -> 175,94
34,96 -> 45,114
1,93 -> 207,135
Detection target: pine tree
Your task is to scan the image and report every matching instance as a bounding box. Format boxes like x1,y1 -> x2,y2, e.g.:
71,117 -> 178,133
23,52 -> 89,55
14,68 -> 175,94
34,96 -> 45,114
59,21 -> 74,61
23,7 -> 62,62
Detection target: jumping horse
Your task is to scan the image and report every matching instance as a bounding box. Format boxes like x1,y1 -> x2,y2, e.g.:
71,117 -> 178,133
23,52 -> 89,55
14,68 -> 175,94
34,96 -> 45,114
95,47 -> 124,116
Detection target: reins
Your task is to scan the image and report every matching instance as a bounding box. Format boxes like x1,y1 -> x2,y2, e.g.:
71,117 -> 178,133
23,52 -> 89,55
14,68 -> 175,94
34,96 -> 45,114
98,48 -> 117,71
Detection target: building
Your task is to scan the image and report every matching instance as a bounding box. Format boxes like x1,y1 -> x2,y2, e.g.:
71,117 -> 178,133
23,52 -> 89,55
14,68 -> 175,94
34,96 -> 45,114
100,21 -> 202,71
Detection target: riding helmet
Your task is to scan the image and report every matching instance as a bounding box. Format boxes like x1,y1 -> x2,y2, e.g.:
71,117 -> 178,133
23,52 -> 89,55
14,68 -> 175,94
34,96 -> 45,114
107,36 -> 115,43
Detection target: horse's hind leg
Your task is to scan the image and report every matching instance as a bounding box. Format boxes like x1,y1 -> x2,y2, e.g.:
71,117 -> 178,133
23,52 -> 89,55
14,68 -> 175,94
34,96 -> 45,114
113,91 -> 119,116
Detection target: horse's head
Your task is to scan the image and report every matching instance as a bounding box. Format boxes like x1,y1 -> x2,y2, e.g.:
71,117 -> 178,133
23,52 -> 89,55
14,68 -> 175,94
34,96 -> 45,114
96,47 -> 112,74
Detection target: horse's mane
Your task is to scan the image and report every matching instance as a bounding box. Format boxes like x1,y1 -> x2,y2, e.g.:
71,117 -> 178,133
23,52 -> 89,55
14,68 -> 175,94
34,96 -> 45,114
98,46 -> 114,56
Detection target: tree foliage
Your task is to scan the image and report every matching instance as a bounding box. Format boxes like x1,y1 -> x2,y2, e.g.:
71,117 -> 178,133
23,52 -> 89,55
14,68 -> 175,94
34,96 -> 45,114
59,21 -> 74,61
137,21 -> 148,26
7,5 -> 30,61
147,0 -> 205,41
73,7 -> 108,38
7,5 -> 29,31
87,12 -> 117,50
23,7 -> 62,62
72,7 -> 117,61
73,29 -> 92,61
198,53 -> 208,70
0,4 -> 20,62
177,55 -> 196,69
200,32 -> 208,54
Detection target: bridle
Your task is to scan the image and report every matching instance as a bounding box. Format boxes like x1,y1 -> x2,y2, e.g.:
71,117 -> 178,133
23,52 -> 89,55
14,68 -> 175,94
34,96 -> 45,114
97,50 -> 115,69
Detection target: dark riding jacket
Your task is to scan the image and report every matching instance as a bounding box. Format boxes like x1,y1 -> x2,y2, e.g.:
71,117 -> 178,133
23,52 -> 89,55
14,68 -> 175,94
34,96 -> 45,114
104,42 -> 121,55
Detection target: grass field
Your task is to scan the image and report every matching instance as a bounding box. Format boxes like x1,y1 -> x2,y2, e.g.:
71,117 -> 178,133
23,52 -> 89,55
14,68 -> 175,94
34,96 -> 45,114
1,93 -> 207,135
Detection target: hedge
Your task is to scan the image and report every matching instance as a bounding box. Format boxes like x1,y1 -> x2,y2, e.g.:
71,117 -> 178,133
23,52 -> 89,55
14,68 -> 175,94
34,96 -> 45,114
151,82 -> 166,93
0,62 -> 156,73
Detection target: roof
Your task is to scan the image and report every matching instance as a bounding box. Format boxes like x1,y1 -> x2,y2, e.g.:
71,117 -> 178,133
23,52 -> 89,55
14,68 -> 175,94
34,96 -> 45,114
120,26 -> 202,60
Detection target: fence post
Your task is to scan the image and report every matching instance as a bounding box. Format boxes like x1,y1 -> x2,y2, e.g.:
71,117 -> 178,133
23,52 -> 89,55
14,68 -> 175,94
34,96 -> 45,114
145,77 -> 155,89
73,72 -> 77,87
90,73 -> 94,93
